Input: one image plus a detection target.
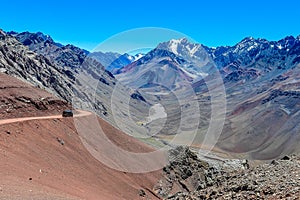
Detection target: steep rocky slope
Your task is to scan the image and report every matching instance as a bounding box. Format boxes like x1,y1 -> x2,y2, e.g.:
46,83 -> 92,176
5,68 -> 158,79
155,147 -> 300,200
0,30 -> 74,99
6,30 -> 115,104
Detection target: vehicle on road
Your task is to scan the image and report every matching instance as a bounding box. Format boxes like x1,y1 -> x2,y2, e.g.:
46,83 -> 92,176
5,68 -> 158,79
62,110 -> 73,117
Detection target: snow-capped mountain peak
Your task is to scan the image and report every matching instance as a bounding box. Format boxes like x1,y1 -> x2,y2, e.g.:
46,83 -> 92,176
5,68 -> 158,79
157,38 -> 208,62
130,38 -> 212,80
158,38 -> 195,55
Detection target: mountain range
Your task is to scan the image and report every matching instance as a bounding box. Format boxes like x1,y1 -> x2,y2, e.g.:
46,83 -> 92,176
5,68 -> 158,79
117,36 -> 300,85
2,29 -> 300,160
111,35 -> 300,160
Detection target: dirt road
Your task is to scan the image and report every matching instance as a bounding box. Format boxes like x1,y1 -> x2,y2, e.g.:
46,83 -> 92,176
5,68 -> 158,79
0,110 -> 91,125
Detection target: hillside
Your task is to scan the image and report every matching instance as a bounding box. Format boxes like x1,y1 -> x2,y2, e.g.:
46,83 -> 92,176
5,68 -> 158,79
0,74 -> 161,200
0,73 -> 69,119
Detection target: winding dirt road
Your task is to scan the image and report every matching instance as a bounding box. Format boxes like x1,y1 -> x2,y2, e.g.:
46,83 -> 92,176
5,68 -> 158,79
0,110 -> 91,125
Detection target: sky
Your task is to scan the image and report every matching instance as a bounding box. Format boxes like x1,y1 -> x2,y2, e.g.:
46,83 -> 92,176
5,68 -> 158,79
1,0 -> 300,53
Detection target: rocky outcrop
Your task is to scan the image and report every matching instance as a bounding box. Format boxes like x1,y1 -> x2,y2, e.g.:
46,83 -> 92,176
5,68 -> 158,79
154,147 -> 212,198
155,147 -> 300,199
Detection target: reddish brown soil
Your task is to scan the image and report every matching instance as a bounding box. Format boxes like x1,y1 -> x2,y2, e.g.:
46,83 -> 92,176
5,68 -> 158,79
0,116 -> 161,200
0,73 -> 162,199
0,73 -> 70,119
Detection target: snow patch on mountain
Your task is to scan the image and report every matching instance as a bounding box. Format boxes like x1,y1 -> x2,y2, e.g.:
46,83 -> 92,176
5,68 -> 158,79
133,53 -> 144,61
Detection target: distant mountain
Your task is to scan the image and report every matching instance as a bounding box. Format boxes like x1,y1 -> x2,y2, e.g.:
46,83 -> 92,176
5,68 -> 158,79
90,51 -> 144,73
205,36 -> 300,159
116,48 -> 195,89
115,38 -> 217,90
9,31 -> 63,47
208,36 -> 300,83
156,38 -> 213,78
88,51 -> 121,68
11,31 -> 146,74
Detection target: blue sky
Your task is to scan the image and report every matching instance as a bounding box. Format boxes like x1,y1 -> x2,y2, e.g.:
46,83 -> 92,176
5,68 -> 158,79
1,0 -> 300,52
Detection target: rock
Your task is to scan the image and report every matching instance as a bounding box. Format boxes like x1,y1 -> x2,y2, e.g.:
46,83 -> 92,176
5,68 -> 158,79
56,137 -> 65,145
242,159 -> 250,169
271,160 -> 278,165
281,155 -> 290,160
130,92 -> 146,102
206,177 -> 214,186
138,189 -> 146,197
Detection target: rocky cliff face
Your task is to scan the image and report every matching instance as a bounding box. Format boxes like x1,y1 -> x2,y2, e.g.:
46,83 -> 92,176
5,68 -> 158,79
7,31 -> 116,105
0,30 -> 74,100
